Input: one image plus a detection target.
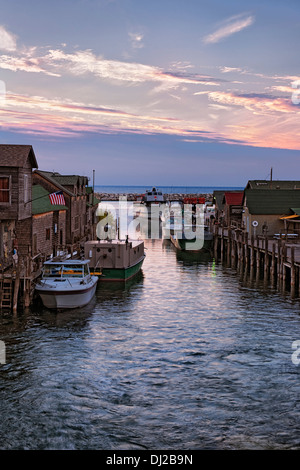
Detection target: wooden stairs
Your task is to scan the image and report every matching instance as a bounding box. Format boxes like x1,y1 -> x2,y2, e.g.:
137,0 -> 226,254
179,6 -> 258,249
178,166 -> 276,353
0,278 -> 13,310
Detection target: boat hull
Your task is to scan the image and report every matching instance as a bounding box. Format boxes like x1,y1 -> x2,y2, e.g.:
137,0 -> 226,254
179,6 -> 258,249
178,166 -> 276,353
170,233 -> 212,253
92,255 -> 145,281
85,239 -> 145,282
35,278 -> 98,309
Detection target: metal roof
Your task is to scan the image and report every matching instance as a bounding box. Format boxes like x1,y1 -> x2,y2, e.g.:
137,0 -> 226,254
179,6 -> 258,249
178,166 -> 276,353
43,259 -> 90,265
244,189 -> 300,214
32,184 -> 68,215
223,191 -> 244,205
246,180 -> 300,190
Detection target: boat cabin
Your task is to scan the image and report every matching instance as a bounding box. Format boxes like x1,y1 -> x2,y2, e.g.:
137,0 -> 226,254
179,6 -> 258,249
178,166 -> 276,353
143,187 -> 164,204
84,239 -> 144,274
42,259 -> 91,279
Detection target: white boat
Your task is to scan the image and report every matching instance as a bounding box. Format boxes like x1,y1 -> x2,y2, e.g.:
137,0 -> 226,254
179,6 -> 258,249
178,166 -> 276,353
35,259 -> 98,309
142,187 -> 164,206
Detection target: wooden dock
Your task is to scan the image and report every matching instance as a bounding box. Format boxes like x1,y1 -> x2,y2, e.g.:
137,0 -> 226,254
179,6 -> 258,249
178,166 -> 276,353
213,226 -> 300,298
0,255 -> 43,314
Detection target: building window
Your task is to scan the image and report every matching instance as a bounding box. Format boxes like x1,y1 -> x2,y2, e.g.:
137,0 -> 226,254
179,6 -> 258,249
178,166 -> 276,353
75,216 -> 79,231
0,176 -> 10,203
46,228 -> 51,240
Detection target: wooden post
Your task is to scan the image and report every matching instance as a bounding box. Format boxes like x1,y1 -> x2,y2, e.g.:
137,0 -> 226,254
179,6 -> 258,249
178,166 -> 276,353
271,242 -> 276,287
256,248 -> 260,282
231,237 -> 236,268
291,246 -> 296,298
244,232 -> 249,274
264,237 -> 269,282
13,269 -> 20,314
250,235 -> 255,281
277,239 -> 282,288
220,228 -> 224,262
282,242 -> 287,291
240,232 -> 244,267
213,226 -> 219,259
227,229 -> 231,266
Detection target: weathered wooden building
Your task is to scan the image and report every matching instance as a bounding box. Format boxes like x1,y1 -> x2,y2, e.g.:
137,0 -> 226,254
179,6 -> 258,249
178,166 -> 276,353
246,179 -> 300,190
0,145 -> 39,310
222,191 -> 244,228
212,190 -> 225,225
33,170 -> 99,252
213,190 -> 244,227
0,145 -> 38,267
0,145 -> 99,311
32,184 -> 68,259
242,188 -> 300,238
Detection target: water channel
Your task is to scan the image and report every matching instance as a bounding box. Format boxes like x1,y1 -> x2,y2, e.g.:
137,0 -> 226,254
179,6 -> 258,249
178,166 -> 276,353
0,237 -> 300,450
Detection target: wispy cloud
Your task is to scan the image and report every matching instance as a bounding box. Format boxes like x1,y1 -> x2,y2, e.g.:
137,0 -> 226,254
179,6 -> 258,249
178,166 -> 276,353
208,90 -> 297,114
44,48 -> 222,87
0,25 -> 299,152
0,43 -> 224,92
0,25 -> 17,51
128,32 -> 144,49
0,53 -> 60,76
203,13 -> 254,44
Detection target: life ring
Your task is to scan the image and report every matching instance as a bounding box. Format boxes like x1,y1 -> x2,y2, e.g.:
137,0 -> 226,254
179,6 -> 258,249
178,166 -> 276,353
252,220 -> 258,227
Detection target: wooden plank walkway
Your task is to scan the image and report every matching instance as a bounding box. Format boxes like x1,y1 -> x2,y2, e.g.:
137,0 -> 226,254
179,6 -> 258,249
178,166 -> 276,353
216,227 -> 300,265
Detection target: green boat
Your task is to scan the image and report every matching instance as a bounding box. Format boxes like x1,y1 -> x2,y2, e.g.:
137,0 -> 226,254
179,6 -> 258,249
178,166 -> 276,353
169,223 -> 213,253
84,239 -> 145,281
170,232 -> 212,252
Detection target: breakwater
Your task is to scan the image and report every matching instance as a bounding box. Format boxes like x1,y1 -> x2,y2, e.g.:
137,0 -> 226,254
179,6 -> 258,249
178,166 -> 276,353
95,192 -> 213,202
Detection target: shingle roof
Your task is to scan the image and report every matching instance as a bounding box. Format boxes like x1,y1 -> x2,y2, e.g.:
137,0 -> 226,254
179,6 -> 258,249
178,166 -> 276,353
53,174 -> 89,186
34,170 -> 89,195
0,144 -> 38,168
244,189 -> 300,214
34,170 -> 74,196
32,185 -> 68,215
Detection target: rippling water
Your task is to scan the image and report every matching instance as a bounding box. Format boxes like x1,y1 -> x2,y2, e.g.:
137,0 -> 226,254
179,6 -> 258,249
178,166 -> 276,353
0,239 -> 300,450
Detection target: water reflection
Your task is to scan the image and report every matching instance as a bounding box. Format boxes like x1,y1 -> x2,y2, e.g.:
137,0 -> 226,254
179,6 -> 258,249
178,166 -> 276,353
0,238 -> 300,450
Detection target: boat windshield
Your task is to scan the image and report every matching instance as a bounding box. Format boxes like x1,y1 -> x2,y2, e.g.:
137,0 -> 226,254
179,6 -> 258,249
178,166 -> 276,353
43,264 -> 62,278
62,265 -> 84,277
43,263 -> 87,278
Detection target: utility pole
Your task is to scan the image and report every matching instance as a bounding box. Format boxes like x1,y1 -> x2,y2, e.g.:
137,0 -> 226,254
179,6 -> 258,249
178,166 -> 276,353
270,167 -> 273,188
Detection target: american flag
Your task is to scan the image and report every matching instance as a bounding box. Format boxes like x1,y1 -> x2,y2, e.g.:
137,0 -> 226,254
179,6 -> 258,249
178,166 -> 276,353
49,191 -> 66,205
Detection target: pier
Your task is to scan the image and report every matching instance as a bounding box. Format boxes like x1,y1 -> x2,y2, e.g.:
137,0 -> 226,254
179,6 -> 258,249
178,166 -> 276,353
95,192 -> 213,202
213,225 -> 300,298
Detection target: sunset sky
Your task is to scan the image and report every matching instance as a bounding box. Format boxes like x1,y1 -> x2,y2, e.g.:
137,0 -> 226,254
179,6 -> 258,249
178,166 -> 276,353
0,0 -> 299,186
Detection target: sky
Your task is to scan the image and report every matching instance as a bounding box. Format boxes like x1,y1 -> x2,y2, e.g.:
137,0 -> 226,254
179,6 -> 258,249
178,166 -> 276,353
0,0 -> 299,186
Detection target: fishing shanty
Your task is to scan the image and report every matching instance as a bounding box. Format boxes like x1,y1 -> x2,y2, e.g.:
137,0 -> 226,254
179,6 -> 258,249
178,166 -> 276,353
0,144 -> 100,312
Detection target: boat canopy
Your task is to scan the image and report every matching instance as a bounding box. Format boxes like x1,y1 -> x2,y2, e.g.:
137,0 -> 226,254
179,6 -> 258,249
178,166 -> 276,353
42,260 -> 90,278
